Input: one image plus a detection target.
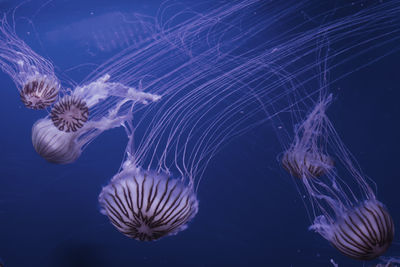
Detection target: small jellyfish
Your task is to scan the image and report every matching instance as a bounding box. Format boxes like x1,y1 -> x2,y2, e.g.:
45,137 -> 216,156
0,15 -> 60,109
282,150 -> 334,178
51,95 -> 89,132
281,97 -> 334,179
311,200 -> 394,260
99,163 -> 198,241
20,75 -> 60,110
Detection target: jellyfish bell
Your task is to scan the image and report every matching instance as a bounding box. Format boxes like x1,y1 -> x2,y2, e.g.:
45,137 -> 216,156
51,95 -> 89,132
99,159 -> 198,241
20,74 -> 60,109
310,200 -> 394,261
32,118 -> 81,164
281,149 -> 334,178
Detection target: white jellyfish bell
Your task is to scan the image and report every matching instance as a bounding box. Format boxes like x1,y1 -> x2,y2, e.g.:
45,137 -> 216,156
32,74 -> 161,164
99,155 -> 199,241
32,118 -> 82,164
0,15 -> 60,109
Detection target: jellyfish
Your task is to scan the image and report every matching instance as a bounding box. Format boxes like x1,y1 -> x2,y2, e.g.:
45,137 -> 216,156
313,199 -> 394,260
93,1 -> 285,240
0,15 -> 60,109
32,74 -> 161,164
98,154 -> 199,241
280,96 -> 335,180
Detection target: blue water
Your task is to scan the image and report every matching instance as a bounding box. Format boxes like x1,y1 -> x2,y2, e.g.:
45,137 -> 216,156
0,1 -> 399,266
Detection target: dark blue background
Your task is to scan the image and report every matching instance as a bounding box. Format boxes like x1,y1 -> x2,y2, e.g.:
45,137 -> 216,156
0,0 -> 399,266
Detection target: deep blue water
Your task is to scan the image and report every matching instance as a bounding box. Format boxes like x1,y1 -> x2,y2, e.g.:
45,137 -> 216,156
0,1 -> 399,266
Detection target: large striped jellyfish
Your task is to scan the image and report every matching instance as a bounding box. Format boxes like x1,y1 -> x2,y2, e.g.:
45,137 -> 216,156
0,15 -> 60,109
98,125 -> 199,241
32,74 -> 160,164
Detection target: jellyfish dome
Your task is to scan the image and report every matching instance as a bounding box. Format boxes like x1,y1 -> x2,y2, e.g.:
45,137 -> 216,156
32,118 -> 81,164
19,74 -> 60,110
311,200 -> 394,260
99,158 -> 198,241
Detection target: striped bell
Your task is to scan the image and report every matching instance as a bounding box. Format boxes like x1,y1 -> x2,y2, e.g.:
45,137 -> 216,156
99,169 -> 199,241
